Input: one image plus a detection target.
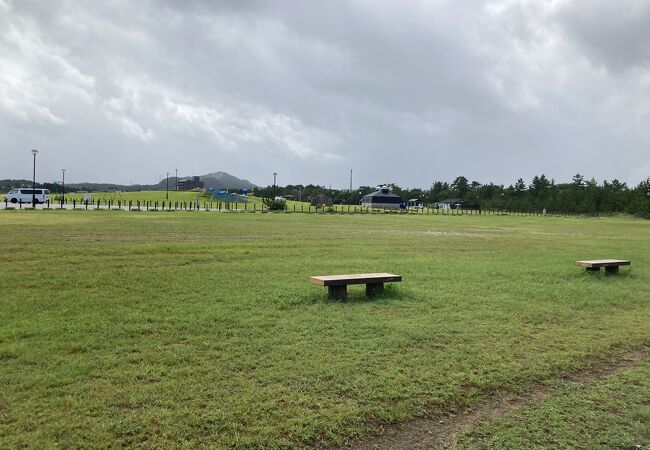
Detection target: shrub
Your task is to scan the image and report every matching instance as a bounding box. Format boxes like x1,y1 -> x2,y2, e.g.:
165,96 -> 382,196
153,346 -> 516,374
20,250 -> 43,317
263,196 -> 287,211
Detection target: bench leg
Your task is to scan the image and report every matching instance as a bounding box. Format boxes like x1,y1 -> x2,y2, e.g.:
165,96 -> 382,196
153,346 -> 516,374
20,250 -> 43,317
586,267 -> 600,273
366,282 -> 384,297
605,266 -> 619,275
328,285 -> 347,300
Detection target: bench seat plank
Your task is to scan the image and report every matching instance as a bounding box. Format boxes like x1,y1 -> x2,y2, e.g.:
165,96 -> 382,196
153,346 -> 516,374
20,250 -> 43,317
576,259 -> 631,268
309,273 -> 402,286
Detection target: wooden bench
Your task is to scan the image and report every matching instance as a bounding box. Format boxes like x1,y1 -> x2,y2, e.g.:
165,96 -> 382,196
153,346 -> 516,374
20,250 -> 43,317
576,259 -> 630,274
309,273 -> 402,299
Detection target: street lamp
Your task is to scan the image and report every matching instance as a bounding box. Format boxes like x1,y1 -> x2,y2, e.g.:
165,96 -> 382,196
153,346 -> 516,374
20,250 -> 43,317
273,172 -> 277,196
31,149 -> 38,207
166,172 -> 169,200
61,168 -> 66,204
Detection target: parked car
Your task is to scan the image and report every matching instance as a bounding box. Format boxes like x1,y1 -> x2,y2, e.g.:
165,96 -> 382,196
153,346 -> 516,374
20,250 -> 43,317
5,188 -> 50,204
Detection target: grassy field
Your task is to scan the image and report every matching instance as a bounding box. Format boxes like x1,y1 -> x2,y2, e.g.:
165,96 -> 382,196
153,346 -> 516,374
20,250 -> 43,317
61,190 -> 262,205
55,190 -> 312,210
0,211 -> 648,448
61,190 -> 209,203
457,362 -> 650,449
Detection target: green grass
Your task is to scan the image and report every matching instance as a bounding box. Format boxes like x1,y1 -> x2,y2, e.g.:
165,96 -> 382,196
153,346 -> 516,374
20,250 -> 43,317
62,190 -> 207,203
0,212 -> 649,448
61,190 -> 256,204
456,363 -> 650,449
58,190 -> 312,210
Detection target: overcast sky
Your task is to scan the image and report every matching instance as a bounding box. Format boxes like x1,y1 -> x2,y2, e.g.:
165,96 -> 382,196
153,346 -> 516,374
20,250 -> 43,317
1,0 -> 649,188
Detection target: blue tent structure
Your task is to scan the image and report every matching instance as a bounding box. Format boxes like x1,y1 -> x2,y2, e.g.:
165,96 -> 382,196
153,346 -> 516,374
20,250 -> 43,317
209,189 -> 249,203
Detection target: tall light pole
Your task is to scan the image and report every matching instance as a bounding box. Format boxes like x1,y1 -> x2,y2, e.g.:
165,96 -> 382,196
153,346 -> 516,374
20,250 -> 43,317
175,168 -> 178,190
62,168 -> 66,204
273,172 -> 277,196
31,149 -> 38,207
349,169 -> 353,193
166,172 -> 169,199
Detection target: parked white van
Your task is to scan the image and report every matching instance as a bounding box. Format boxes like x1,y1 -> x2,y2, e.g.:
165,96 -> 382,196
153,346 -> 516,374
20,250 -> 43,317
5,188 -> 50,204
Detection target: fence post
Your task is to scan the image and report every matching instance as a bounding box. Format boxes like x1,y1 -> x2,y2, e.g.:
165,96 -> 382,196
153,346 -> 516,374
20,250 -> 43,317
19,199 -> 22,209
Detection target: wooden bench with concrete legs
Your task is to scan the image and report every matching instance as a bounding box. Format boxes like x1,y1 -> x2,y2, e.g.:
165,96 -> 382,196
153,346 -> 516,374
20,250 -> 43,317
309,273 -> 402,300
576,259 -> 631,274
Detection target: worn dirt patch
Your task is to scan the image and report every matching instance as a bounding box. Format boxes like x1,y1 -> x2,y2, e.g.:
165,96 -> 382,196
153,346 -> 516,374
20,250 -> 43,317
336,348 -> 649,450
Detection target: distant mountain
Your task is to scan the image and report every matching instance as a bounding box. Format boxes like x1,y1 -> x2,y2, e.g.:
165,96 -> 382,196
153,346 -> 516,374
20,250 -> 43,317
198,172 -> 257,190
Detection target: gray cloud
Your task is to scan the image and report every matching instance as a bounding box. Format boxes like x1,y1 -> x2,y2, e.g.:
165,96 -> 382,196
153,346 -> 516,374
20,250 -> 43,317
557,0 -> 650,72
1,0 -> 649,187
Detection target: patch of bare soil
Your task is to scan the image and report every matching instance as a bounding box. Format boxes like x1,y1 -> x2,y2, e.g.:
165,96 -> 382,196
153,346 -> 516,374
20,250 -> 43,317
336,348 -> 649,450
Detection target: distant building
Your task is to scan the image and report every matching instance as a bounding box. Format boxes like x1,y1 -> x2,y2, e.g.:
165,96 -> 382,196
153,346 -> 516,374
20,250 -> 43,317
210,189 -> 248,203
177,176 -> 204,190
436,198 -> 463,209
361,186 -> 402,209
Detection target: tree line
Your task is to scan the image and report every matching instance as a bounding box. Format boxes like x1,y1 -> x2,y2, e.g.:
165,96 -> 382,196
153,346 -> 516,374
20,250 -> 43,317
254,174 -> 650,218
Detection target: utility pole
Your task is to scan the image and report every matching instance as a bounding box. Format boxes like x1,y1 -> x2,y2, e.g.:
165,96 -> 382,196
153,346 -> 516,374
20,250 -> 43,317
31,149 -> 38,207
166,172 -> 169,199
175,168 -> 178,190
349,169 -> 353,192
62,168 -> 66,203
